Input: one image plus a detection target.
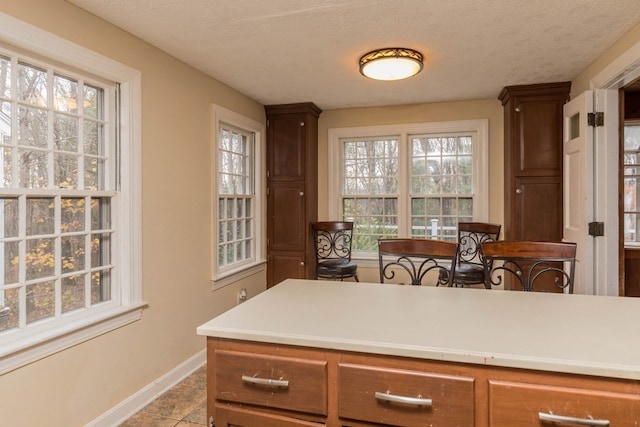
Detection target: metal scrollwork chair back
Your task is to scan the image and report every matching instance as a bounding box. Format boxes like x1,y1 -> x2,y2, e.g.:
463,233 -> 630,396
378,238 -> 458,286
439,222 -> 501,287
480,241 -> 577,293
311,221 -> 359,281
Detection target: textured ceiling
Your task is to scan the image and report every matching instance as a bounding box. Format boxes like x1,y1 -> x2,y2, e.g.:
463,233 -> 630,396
66,0 -> 640,110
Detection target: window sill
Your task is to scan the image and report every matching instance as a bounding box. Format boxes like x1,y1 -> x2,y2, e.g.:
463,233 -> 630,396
212,261 -> 266,290
0,302 -> 147,375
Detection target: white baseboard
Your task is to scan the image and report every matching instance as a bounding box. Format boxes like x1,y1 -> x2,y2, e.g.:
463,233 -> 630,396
86,349 -> 206,427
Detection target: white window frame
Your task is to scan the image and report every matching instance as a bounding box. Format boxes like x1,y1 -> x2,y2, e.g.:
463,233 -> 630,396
328,119 -> 489,260
211,105 -> 265,289
0,12 -> 143,374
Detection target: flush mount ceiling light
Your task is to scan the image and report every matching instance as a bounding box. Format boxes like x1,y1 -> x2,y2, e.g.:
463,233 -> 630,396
359,47 -> 423,81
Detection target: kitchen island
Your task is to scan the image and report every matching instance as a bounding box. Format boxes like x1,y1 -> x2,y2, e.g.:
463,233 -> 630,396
197,279 -> 640,426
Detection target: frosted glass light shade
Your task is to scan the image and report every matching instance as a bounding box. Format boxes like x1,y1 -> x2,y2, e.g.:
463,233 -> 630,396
359,48 -> 423,81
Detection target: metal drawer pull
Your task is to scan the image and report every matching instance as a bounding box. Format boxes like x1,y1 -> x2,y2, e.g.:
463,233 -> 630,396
374,391 -> 432,407
241,375 -> 289,388
538,412 -> 610,426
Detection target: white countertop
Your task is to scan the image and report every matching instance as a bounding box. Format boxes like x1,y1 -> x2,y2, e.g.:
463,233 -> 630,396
197,279 -> 640,380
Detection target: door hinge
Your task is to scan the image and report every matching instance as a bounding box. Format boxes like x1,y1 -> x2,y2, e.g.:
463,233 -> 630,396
587,112 -> 604,127
588,221 -> 605,237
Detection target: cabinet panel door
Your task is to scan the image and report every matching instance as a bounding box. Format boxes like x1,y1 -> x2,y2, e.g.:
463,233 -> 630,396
514,99 -> 564,177
216,404 -> 326,427
489,380 -> 640,426
268,252 -> 306,288
512,176 -> 562,241
339,363 -> 475,427
268,116 -> 306,181
215,350 -> 327,415
268,182 -> 306,251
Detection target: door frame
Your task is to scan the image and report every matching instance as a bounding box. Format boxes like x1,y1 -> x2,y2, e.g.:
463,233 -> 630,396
589,39 -> 640,295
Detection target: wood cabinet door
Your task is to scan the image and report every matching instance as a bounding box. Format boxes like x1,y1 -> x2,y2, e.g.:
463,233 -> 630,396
268,252 -> 306,288
215,405 -> 326,427
267,115 -> 306,181
268,181 -> 306,251
215,350 -> 327,415
488,380 -> 640,426
339,363 -> 475,427
512,176 -> 562,242
513,97 -> 564,177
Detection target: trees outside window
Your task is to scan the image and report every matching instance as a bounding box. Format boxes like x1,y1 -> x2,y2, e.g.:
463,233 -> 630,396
0,13 -> 141,372
211,105 -> 264,288
329,120 -> 488,257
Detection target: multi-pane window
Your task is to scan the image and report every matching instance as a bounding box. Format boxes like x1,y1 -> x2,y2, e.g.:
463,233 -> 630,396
410,134 -> 474,241
331,121 -> 488,256
217,123 -> 254,271
0,54 -> 115,334
342,138 -> 399,252
624,122 -> 640,244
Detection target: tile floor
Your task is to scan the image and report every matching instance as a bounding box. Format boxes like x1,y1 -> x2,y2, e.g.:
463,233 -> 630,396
119,365 -> 209,427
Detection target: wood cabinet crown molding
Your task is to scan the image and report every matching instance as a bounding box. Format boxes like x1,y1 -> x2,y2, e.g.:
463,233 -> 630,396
498,81 -> 571,105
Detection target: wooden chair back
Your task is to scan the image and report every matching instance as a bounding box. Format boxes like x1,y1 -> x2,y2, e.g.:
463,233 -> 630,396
457,222 -> 502,265
378,238 -> 458,286
442,222 -> 502,287
311,221 -> 359,281
480,241 -> 577,293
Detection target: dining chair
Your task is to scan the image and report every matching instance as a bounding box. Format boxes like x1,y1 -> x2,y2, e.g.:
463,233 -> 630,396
480,241 -> 577,293
439,222 -> 501,288
311,221 -> 359,281
378,238 -> 458,286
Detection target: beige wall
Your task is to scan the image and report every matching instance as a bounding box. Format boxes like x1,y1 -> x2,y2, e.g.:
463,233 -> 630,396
0,1 -> 266,426
2,0 -> 640,425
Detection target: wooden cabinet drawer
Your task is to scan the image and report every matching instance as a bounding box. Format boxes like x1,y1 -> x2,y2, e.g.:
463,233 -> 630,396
338,363 -> 475,426
215,350 -> 328,415
215,403 -> 326,426
489,380 -> 640,426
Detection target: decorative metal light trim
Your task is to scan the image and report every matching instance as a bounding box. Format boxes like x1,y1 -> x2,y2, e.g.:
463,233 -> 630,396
359,47 -> 424,81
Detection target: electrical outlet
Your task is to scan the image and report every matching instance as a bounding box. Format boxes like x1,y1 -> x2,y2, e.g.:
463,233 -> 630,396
237,288 -> 247,304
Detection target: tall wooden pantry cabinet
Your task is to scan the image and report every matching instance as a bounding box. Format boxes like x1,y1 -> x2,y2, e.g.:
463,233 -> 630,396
265,103 -> 321,288
498,82 -> 571,291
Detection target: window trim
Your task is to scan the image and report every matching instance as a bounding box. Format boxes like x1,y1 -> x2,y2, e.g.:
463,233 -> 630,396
0,12 -> 143,374
211,105 -> 265,289
623,120 -> 640,247
328,119 -> 489,259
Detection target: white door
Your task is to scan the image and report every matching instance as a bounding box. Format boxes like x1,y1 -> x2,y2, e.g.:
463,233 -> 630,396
563,91 -> 594,295
563,90 -> 619,296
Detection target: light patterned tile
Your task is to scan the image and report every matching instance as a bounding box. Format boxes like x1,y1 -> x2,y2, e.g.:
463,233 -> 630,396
121,366 -> 209,426
183,400 -> 208,425
141,374 -> 207,419
118,411 -> 178,427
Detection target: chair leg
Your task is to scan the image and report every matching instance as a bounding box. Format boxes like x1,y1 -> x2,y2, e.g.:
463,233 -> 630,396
354,274 -> 359,282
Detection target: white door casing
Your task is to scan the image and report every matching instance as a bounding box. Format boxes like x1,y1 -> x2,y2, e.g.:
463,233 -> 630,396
592,90 -> 619,296
586,37 -> 640,296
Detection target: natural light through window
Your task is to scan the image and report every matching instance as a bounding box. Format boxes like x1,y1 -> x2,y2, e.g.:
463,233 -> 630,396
329,120 -> 488,257
212,105 -> 264,287
0,13 -> 142,373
